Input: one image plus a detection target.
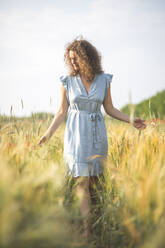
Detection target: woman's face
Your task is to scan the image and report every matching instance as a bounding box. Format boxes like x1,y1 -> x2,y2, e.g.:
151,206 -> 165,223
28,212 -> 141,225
69,50 -> 79,71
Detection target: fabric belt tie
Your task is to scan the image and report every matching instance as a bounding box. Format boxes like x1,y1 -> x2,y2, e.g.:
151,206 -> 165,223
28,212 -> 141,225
89,113 -> 102,144
69,109 -> 102,144
89,113 -> 101,121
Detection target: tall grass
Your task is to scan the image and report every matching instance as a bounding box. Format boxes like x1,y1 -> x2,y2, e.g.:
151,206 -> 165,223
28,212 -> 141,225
0,115 -> 165,248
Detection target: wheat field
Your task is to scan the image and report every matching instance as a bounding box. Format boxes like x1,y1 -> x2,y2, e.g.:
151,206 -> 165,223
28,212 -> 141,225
0,115 -> 165,248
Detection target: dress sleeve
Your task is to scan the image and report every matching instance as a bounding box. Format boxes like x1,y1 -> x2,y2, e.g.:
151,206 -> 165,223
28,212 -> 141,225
60,75 -> 68,90
59,75 -> 70,103
104,73 -> 113,99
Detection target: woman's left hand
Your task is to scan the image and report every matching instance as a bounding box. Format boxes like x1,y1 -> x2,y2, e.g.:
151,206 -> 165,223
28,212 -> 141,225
133,117 -> 147,130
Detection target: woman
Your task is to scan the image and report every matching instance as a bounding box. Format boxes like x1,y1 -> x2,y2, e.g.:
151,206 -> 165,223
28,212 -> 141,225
38,37 -> 147,239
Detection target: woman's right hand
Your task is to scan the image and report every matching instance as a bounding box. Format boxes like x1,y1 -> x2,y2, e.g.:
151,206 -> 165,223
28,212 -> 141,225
37,135 -> 47,146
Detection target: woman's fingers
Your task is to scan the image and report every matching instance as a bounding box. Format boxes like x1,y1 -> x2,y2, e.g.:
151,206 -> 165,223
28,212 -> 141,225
37,140 -> 42,146
37,136 -> 46,146
134,118 -> 147,126
130,117 -> 147,130
134,118 -> 145,123
133,120 -> 147,129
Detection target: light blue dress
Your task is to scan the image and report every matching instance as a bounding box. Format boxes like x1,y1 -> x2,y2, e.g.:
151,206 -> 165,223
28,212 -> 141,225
60,72 -> 113,178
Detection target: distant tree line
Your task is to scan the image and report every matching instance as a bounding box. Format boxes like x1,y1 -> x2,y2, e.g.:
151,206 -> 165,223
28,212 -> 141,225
1,90 -> 165,122
0,111 -> 67,123
120,89 -> 165,119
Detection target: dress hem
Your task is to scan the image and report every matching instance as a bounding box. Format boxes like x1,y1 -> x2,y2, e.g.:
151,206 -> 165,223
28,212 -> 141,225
64,160 -> 104,178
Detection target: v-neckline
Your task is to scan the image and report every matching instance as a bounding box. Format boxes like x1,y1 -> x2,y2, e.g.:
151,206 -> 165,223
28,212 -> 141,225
78,74 -> 97,96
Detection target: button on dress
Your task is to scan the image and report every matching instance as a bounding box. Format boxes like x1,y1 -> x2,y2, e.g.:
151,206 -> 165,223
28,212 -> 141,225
60,72 -> 113,177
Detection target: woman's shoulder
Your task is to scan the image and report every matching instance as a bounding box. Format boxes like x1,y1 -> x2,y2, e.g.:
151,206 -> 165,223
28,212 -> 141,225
97,72 -> 113,82
59,74 -> 70,83
59,74 -> 75,82
60,75 -> 74,89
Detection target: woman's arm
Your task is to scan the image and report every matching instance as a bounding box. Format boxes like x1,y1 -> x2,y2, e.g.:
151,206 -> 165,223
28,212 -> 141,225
103,84 -> 130,122
103,84 -> 146,129
38,85 -> 69,145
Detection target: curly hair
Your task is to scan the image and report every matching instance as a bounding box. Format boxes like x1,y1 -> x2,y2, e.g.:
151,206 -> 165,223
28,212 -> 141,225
64,37 -> 104,83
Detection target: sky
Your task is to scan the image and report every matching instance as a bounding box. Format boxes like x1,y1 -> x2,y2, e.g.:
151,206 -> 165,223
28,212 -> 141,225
0,0 -> 165,117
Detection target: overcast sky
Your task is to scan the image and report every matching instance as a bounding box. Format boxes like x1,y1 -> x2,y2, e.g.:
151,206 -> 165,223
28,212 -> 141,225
0,0 -> 165,117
